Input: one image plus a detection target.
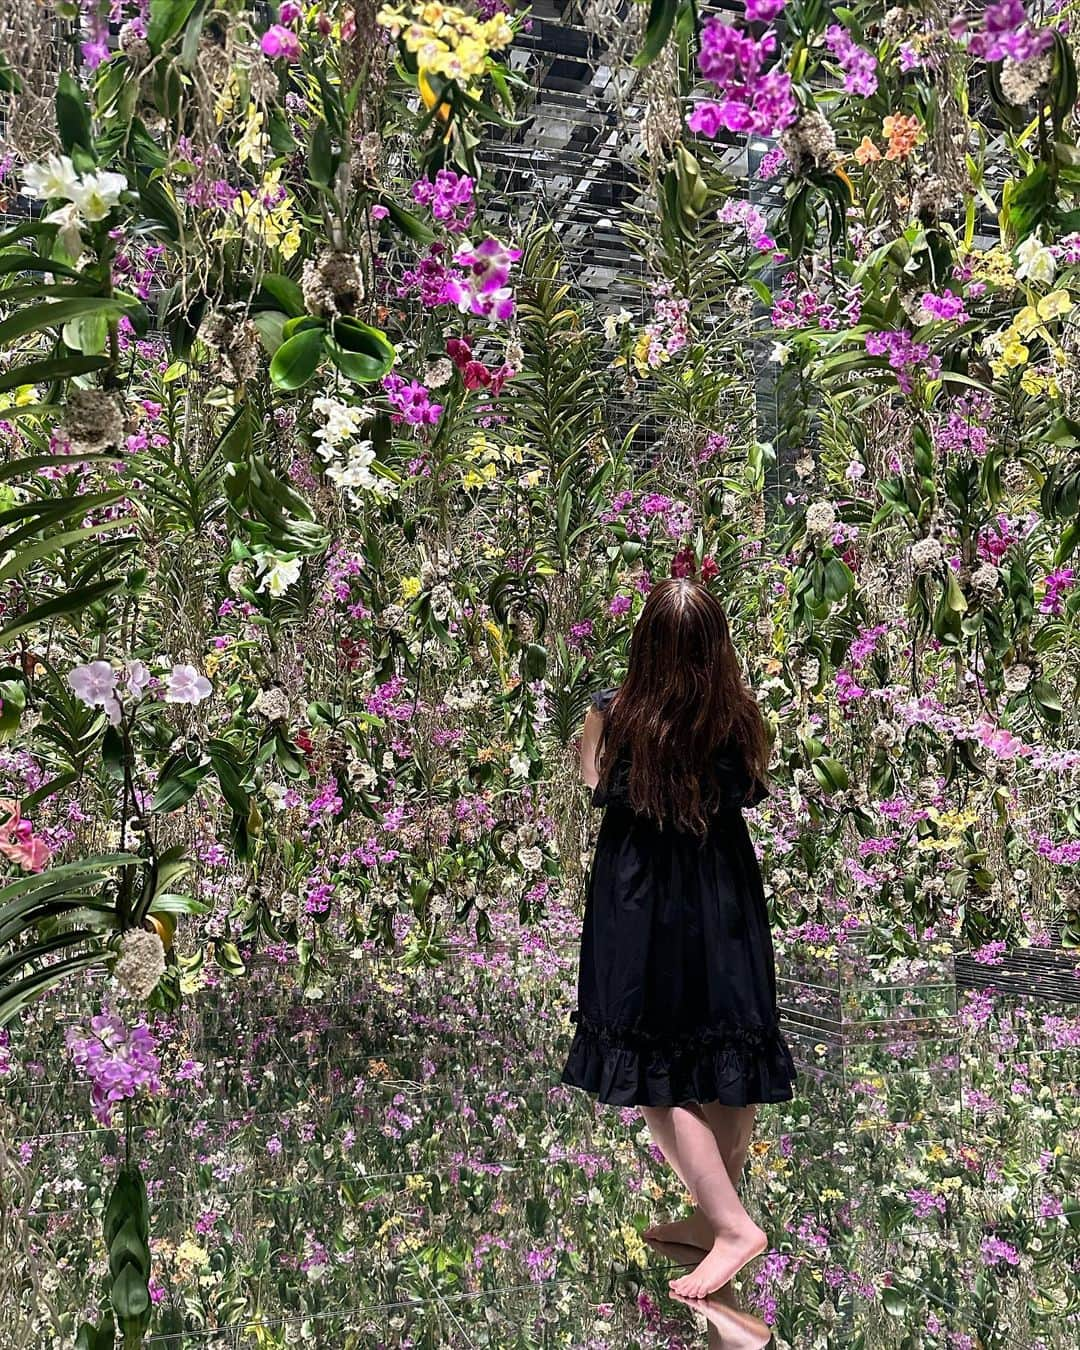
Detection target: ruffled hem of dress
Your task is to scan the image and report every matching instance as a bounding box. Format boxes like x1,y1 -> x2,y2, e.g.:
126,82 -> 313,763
559,1010 -> 799,1108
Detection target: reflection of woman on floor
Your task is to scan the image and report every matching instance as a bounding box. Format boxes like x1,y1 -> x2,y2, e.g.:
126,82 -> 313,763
560,578 -> 798,1300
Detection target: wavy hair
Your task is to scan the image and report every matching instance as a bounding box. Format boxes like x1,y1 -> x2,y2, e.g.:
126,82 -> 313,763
596,578 -> 770,835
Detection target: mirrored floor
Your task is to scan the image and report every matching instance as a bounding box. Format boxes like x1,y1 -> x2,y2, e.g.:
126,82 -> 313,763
2,932 -> 1077,1349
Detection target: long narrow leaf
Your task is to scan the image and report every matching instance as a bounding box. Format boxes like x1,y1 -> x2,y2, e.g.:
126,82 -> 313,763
0,519 -> 131,584
0,951 -> 104,1029
0,929 -> 98,985
0,297 -> 140,348
0,577 -> 127,645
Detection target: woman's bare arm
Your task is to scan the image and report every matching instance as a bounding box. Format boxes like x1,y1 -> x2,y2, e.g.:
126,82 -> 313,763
578,706 -> 604,789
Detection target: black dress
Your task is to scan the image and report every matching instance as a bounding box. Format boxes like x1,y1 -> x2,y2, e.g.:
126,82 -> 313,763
560,687 -> 798,1109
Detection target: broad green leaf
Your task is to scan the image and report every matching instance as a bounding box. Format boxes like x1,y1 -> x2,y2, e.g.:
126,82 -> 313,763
147,0 -> 200,52
0,519 -> 130,584
258,273 -> 305,317
56,72 -> 93,156
269,326 -> 325,389
380,198 -> 435,245
811,756 -> 850,793
0,577 -> 127,645
0,951 -> 104,1029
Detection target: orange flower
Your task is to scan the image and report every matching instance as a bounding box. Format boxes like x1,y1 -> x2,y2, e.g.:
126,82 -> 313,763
883,113 -> 921,161
854,136 -> 881,165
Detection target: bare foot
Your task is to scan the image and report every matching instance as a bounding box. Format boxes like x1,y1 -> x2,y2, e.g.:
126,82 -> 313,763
668,1222 -> 768,1299
644,1209 -> 713,1250
669,1291 -> 773,1348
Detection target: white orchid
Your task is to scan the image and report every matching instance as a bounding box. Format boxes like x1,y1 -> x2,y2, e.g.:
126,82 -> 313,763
70,170 -> 128,222
22,157 -> 127,227
1015,235 -> 1057,285
257,554 -> 302,597
602,308 -> 632,342
44,202 -> 87,257
22,154 -> 81,201
326,443 -> 377,490
312,397 -> 372,455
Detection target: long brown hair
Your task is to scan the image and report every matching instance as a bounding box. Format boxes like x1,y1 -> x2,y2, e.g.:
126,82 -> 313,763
596,578 -> 770,835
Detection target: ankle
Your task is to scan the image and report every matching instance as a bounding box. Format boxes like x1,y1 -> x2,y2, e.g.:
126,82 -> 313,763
710,1215 -> 764,1245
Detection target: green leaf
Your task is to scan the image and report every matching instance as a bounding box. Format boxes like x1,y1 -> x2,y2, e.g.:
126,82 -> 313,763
632,0 -> 679,69
0,519 -> 130,585
1030,679 -> 1063,723
147,0 -> 200,53
136,174 -> 181,240
0,951 -> 104,1029
63,310 -> 111,356
75,1315 -> 116,1350
108,1215 -> 150,1281
0,354 -> 111,394
208,741 -> 250,816
0,250 -> 85,281
0,577 -> 127,646
215,939 -> 246,975
823,556 -> 854,603
881,1285 -> 908,1317
379,198 -> 436,245
269,326 -> 325,389
811,756 -> 850,793
258,273 -> 305,317
308,120 -> 336,187
56,72 -> 93,156
0,53 -> 22,95
151,756 -> 212,812
0,296 -> 142,348
944,567 -> 968,613
0,677 -> 26,741
327,317 -> 396,383
250,310 -> 287,355
111,1261 -> 150,1321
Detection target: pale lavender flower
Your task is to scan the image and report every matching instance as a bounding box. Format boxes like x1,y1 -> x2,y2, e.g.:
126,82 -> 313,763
68,661 -> 122,724
165,664 -> 213,704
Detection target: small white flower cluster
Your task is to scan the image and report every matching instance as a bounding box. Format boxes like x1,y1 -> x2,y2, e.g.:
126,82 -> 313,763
63,388 -> 125,452
312,397 -> 391,502
971,563 -> 1002,600
113,927 -> 166,1002
22,154 -> 128,257
1004,661 -> 1033,694
1000,51 -> 1053,108
301,250 -> 365,320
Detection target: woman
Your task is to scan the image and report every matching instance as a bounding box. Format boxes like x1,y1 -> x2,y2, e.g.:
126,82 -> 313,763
560,577 -> 798,1300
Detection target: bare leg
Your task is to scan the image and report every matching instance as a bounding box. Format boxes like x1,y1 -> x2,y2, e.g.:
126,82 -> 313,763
700,1100 -> 757,1189
642,1104 -> 715,1251
644,1101 -> 757,1251
647,1105 -> 766,1299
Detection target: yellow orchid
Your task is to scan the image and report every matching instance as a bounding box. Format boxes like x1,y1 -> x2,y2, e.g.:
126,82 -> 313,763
237,103 -> 269,165
1037,289 -> 1073,320
462,462 -> 498,488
